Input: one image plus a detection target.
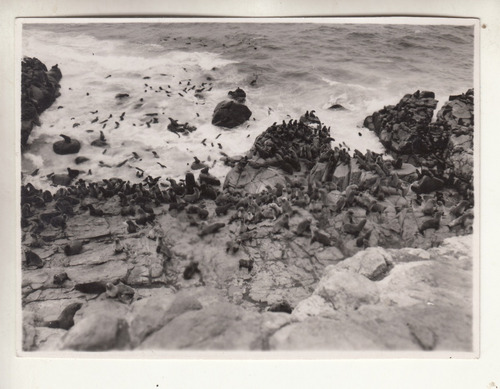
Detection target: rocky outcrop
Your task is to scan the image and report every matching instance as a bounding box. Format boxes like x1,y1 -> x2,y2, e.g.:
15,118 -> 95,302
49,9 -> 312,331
21,234 -> 472,351
212,100 -> 252,128
228,87 -> 247,103
272,235 -> 473,351
364,89 -> 474,197
21,57 -> 62,150
436,90 -> 474,195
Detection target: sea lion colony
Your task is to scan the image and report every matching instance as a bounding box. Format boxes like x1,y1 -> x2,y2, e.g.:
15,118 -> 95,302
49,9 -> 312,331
20,58 -> 474,343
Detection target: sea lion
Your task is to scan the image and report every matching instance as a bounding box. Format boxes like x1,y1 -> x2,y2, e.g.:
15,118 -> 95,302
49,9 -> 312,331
272,213 -> 289,234
295,219 -> 311,236
239,258 -> 254,273
74,281 -> 107,294
268,301 -> 292,314
25,250 -> 43,269
419,211 -> 443,235
449,200 -> 470,218
53,272 -> 70,285
106,282 -> 135,303
43,302 -> 83,330
191,157 -> 208,170
183,261 -> 200,280
199,168 -> 221,186
343,218 -> 367,236
114,238 -> 124,254
126,220 -> 138,233
198,222 -> 225,237
91,131 -> 108,147
310,225 -> 331,246
182,187 -> 200,203
156,236 -> 172,260
411,176 -> 444,194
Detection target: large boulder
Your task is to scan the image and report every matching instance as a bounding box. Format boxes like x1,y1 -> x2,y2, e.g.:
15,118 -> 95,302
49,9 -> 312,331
212,100 -> 252,128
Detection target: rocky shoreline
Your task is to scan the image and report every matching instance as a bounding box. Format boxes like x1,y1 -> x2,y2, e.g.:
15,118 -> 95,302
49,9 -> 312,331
21,59 -> 474,352
21,57 -> 62,150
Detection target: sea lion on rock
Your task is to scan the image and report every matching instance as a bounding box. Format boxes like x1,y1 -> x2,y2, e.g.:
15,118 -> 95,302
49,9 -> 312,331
106,282 -> 135,303
114,238 -> 124,254
239,258 -> 254,272
53,134 -> 81,155
156,236 -> 172,260
53,272 -> 70,285
191,157 -> 208,170
24,250 -> 43,268
75,281 -> 107,294
268,301 -> 293,314
183,261 -> 200,280
449,200 -> 470,218
419,211 -> 443,235
199,222 -> 225,237
411,175 -> 444,194
43,302 -> 82,330
126,220 -> 138,233
310,225 -> 331,246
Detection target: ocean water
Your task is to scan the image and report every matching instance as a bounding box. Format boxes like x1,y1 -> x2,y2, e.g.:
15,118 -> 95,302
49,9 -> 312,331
21,22 -> 474,187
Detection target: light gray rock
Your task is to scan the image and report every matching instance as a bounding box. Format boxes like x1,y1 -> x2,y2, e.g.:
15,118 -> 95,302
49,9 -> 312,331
336,247 -> 392,280
139,303 -> 263,350
313,269 -> 380,311
62,313 -> 131,351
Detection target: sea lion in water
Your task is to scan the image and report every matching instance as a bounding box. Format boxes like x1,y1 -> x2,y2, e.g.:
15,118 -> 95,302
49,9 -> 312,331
91,131 -> 108,147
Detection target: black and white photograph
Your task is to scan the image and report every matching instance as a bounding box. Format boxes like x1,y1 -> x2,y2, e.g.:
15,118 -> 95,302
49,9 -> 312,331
18,18 -> 478,354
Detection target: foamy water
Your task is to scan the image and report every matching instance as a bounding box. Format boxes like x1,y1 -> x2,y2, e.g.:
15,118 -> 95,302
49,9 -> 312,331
21,22 -> 474,188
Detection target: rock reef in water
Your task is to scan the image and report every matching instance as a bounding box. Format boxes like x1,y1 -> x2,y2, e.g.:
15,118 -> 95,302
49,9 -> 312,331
212,100 -> 252,128
21,57 -> 62,150
363,89 -> 474,197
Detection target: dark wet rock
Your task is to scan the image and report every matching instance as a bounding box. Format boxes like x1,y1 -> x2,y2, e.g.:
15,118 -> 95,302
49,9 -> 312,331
53,134 -> 81,155
212,100 -> 252,128
364,89 -> 474,197
328,104 -> 346,111
21,58 -> 62,149
228,87 -> 247,103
